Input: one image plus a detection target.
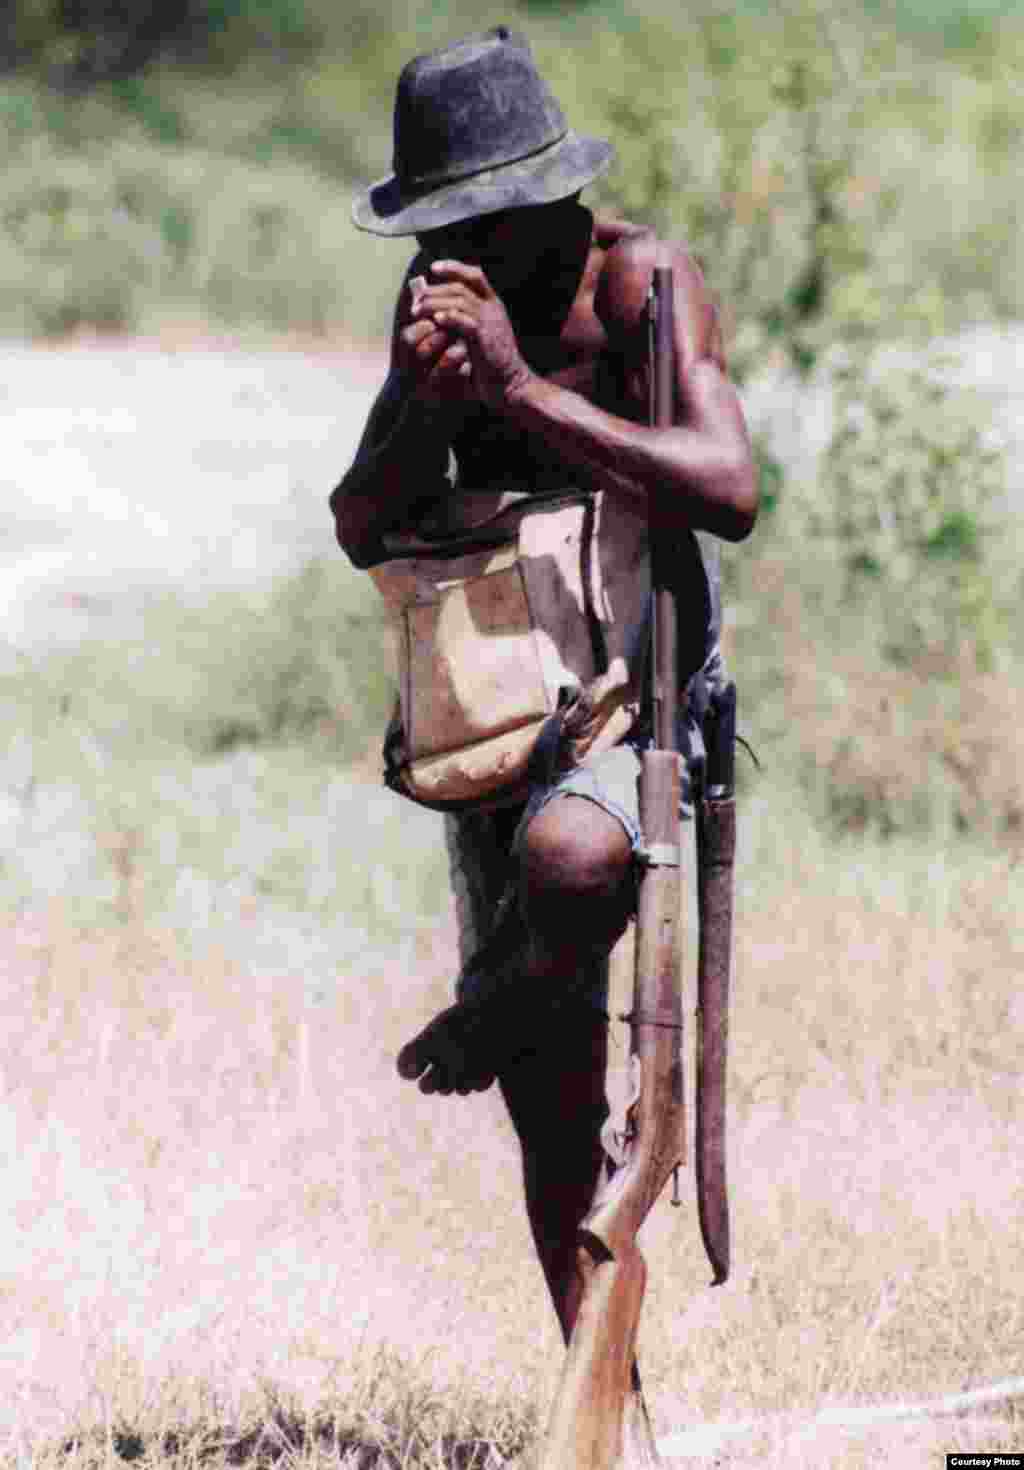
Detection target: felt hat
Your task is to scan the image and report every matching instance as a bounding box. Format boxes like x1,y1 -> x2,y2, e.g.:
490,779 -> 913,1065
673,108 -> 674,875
352,26 -> 615,237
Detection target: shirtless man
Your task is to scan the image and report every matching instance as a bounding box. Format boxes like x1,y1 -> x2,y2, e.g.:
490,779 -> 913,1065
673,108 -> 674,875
331,28 -> 757,1349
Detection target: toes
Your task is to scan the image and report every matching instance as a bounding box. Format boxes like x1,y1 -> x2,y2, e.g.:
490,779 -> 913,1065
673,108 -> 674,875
456,1073 -> 495,1096
396,1004 -> 497,1096
420,1065 -> 455,1096
414,1058 -> 493,1097
396,1013 -> 453,1079
417,1063 -> 440,1094
396,1036 -> 429,1080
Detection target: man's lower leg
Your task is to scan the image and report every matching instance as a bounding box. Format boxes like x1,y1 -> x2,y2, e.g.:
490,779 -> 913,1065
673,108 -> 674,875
499,1013 -> 609,1342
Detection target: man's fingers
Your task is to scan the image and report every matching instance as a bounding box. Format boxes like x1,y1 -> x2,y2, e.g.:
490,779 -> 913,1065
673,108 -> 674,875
429,259 -> 492,296
423,344 -> 467,389
401,320 -> 449,362
417,332 -> 454,363
434,341 -> 469,377
432,307 -> 477,337
403,317 -> 471,362
402,318 -> 436,343
440,339 -> 468,364
396,1038 -> 428,1079
410,284 -> 477,321
405,325 -> 459,370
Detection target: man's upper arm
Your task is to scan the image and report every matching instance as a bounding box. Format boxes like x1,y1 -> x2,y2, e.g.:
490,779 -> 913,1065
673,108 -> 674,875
330,368 -> 455,567
348,369 -> 409,469
330,261 -> 453,560
595,234 -> 732,413
595,233 -> 757,537
347,259 -> 428,472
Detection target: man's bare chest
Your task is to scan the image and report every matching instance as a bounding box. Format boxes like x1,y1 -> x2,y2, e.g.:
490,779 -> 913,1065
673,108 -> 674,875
520,312 -> 642,418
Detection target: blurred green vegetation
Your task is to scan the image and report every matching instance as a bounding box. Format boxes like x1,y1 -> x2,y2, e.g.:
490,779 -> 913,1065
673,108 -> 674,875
0,567 -> 444,940
728,351 -> 1022,843
780,350 -> 1011,670
1,0 -> 1022,352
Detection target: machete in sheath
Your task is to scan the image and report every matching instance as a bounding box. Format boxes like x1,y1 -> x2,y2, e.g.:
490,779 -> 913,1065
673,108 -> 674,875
695,680 -> 736,1285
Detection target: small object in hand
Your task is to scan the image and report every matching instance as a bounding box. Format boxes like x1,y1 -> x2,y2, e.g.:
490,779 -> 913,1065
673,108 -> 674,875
409,274 -> 428,311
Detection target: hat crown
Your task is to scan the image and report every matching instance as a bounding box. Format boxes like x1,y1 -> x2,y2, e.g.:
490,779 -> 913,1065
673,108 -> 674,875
393,27 -> 568,193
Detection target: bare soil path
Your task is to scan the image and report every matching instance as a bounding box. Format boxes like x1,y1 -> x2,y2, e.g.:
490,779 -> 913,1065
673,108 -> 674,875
0,334 -> 386,650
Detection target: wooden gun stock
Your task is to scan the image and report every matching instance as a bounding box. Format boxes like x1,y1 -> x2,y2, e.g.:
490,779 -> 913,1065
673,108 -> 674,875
537,264 -> 683,1470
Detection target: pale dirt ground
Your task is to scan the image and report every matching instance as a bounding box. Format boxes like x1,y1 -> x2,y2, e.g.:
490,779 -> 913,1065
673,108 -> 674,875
0,333 -> 387,652
1,329 -> 1022,1464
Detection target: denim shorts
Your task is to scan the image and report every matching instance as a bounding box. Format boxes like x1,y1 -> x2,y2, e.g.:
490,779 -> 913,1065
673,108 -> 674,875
512,741 -> 646,860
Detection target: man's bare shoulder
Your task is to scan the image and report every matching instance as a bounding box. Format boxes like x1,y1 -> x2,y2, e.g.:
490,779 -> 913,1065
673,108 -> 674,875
593,225 -> 723,369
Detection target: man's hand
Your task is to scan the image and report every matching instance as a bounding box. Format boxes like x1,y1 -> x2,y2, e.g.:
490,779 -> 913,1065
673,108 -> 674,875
410,260 -> 534,411
395,273 -> 476,406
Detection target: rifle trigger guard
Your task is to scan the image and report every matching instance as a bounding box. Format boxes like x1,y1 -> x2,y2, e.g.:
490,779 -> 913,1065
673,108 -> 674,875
636,842 -> 680,869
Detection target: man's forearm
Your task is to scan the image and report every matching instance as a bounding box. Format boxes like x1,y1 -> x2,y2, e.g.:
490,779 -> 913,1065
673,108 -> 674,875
505,366 -> 756,543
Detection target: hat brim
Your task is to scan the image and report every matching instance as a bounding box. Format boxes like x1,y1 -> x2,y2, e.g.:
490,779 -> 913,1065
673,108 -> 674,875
351,131 -> 615,237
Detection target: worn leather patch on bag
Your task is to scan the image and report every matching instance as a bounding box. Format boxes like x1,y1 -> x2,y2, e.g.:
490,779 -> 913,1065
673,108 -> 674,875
402,545 -> 549,759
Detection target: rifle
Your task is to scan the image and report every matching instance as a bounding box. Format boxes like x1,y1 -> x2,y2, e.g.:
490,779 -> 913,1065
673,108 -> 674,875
537,262 -> 686,1470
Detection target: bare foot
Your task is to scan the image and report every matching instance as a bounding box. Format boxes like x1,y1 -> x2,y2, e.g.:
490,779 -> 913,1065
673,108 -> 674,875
397,900 -> 535,1097
396,1002 -> 500,1095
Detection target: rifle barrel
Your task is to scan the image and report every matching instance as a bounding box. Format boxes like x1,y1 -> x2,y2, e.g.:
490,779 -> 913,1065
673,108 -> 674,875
650,265 -> 678,753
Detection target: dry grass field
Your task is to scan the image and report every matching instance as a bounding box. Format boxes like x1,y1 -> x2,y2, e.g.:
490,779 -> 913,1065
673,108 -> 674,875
1,789 -> 1020,1468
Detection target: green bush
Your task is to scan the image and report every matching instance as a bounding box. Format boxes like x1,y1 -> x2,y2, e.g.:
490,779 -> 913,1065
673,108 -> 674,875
728,348 -> 1021,842
794,351 -> 1009,669
0,116 -> 401,338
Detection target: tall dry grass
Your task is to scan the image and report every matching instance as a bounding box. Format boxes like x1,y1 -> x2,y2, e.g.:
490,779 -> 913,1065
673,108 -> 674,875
1,780 -> 1020,1465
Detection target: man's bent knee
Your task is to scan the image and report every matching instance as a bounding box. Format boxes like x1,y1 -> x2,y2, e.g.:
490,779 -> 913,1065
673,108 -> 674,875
519,795 -> 634,955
